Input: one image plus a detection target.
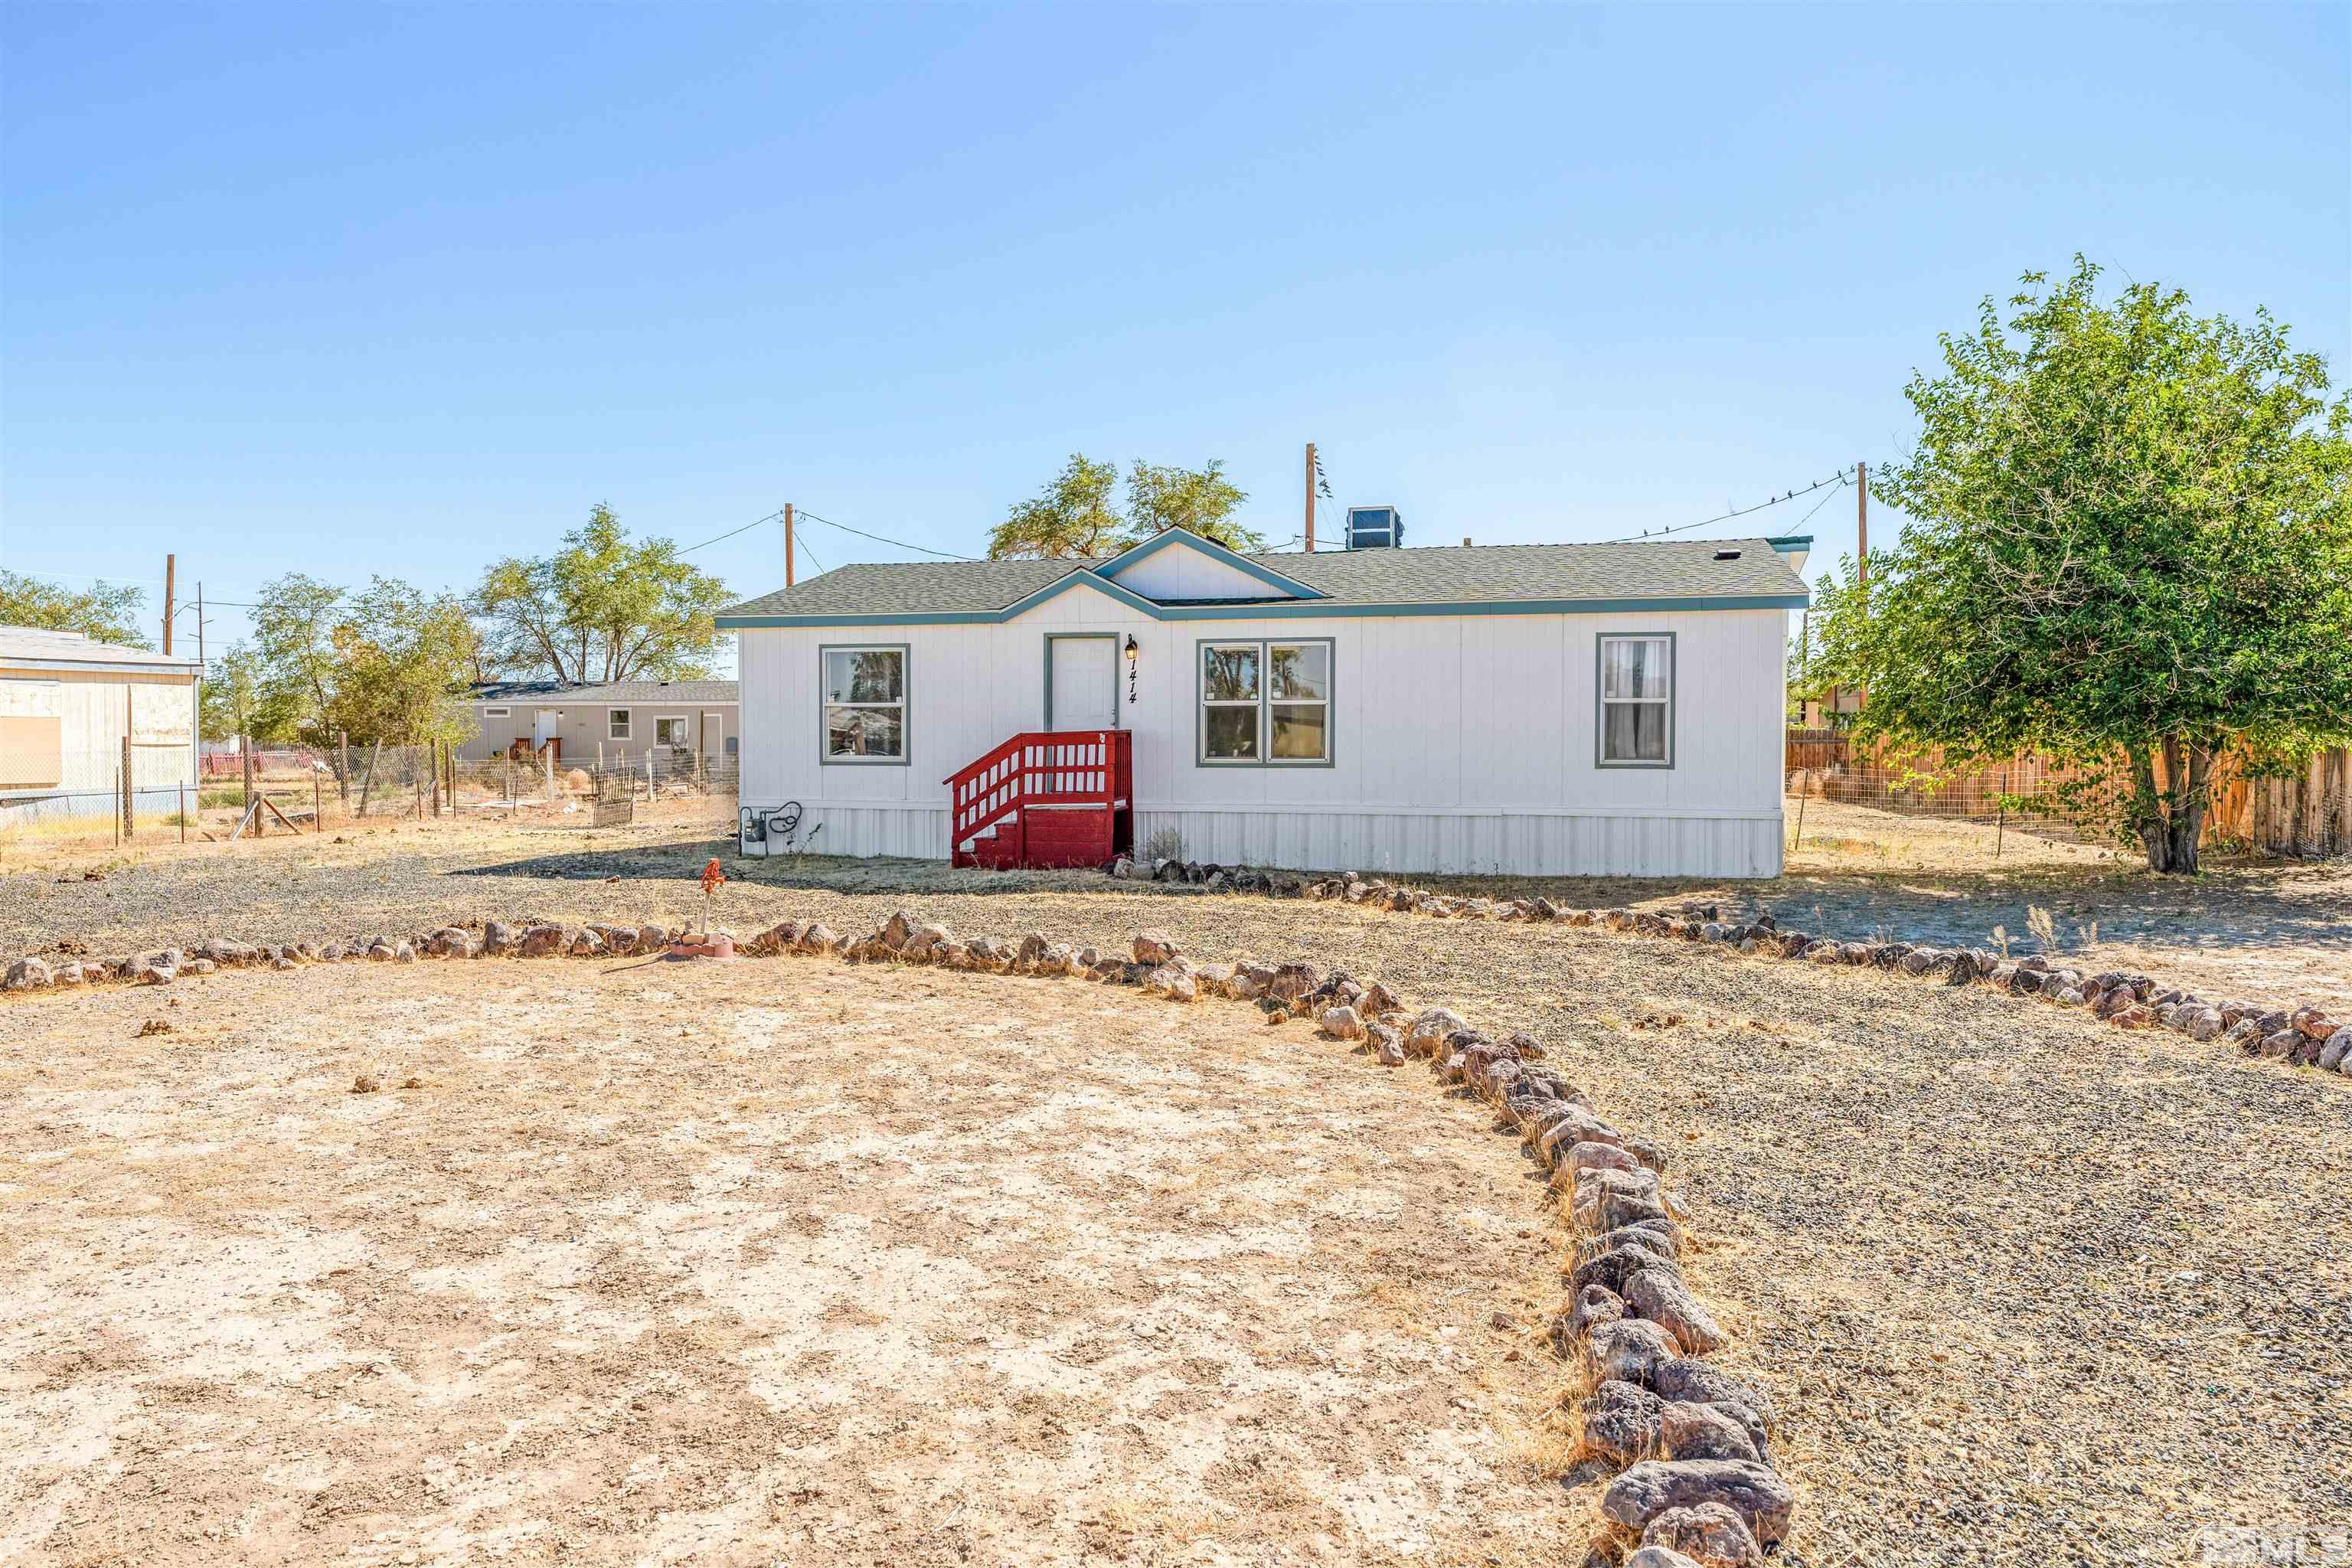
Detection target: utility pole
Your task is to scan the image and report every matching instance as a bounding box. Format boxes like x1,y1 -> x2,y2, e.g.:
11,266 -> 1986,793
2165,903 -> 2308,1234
1303,443 -> 1317,553
785,503 -> 795,586
1855,461 -> 1870,712
1856,462 -> 1868,591
162,554 -> 175,655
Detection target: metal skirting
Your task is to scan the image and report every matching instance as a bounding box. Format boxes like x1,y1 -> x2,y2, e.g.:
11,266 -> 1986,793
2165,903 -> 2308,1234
744,802 -> 1782,877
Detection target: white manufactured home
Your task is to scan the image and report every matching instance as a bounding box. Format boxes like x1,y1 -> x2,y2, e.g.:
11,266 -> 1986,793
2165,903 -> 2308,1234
717,526 -> 1810,877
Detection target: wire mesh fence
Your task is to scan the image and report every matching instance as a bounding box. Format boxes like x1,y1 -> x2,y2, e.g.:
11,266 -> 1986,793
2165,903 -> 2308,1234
0,742 -> 740,858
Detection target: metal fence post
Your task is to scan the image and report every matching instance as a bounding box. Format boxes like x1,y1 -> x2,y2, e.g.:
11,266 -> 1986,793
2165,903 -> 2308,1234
122,736 -> 133,841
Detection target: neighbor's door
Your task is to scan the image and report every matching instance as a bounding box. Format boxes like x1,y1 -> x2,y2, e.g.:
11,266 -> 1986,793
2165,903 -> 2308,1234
1048,636 -> 1118,732
533,709 -> 560,749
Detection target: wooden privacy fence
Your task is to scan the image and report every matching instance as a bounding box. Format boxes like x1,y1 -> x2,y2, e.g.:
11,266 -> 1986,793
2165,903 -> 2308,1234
1785,731 -> 2352,857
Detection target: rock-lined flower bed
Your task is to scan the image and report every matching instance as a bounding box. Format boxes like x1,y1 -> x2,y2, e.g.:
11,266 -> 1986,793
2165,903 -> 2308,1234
1273,873 -> 2352,1080
0,911 -> 1801,1563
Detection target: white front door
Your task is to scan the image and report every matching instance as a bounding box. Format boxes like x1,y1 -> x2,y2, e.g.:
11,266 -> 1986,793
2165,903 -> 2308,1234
533,710 -> 560,746
1048,636 -> 1118,731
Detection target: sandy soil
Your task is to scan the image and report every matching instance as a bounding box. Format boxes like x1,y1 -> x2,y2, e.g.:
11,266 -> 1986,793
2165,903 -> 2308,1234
0,957 -> 1580,1568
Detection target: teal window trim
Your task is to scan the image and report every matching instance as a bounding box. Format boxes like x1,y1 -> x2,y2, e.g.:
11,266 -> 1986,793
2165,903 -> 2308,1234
1595,631 -> 1676,770
1041,632 -> 1120,731
1194,636 -> 1335,769
819,642 -> 912,766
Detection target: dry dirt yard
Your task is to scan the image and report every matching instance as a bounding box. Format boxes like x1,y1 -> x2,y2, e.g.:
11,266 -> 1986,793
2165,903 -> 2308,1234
0,955 -> 1583,1568
4,817 -> 2350,1563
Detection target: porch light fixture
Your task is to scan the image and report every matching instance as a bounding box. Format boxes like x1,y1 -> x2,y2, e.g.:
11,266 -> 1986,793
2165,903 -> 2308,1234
1124,635 -> 1139,662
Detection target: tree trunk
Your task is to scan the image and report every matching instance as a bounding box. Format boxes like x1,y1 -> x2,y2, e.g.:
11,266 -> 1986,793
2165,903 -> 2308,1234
2132,737 -> 2210,875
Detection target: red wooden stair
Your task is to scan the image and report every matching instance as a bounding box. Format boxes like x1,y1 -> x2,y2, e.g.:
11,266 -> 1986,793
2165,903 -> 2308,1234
947,730 -> 1133,870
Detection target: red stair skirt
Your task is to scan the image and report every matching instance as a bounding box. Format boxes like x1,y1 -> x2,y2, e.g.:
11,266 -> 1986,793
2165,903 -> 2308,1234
947,730 -> 1133,871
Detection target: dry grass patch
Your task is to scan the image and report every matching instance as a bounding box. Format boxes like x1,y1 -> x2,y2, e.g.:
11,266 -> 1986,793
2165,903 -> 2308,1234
0,956 -> 1584,1567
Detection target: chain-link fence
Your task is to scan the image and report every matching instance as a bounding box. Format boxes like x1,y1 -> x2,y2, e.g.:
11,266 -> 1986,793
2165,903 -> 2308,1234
1,741 -> 739,858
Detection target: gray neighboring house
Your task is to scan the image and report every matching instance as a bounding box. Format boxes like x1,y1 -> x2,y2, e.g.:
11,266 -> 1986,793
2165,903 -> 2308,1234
456,679 -> 740,767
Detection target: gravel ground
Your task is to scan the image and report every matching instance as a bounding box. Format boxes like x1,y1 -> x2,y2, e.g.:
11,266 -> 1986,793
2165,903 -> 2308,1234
5,824 -> 2348,1561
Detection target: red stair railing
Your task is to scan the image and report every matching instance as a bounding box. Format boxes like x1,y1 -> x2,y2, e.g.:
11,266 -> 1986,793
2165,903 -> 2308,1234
946,730 -> 1132,866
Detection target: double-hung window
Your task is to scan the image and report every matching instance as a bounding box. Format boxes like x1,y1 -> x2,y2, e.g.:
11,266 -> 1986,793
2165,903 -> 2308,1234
1597,633 -> 1673,766
1197,639 -> 1331,765
822,645 -> 907,763
608,709 -> 632,740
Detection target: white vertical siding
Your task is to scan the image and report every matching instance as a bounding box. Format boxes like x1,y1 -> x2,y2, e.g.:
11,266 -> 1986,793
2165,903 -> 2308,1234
736,591 -> 1786,877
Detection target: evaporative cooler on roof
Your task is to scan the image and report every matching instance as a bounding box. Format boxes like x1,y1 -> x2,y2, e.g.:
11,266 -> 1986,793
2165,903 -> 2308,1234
1344,505 -> 1403,549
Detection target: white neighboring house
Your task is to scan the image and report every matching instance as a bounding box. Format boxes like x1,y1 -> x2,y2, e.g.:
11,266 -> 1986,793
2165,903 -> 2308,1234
716,527 -> 1811,877
0,626 -> 204,825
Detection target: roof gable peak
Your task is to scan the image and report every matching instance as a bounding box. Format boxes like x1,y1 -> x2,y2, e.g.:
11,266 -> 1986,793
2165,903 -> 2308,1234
1094,528 -> 1325,602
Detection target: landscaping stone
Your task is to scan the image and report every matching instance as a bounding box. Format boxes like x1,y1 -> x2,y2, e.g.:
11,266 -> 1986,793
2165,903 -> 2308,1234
1625,1549 -> 1707,1568
1403,1007 -> 1469,1057
1588,1318 -> 1680,1387
3,957 -> 53,991
1565,1283 -> 1627,1338
1601,1460 -> 1795,1548
1578,1379 -> 1665,1465
518,925 -> 566,958
1652,1358 -> 1777,1432
1318,1004 -> 1365,1041
2318,1029 -> 2352,1073
1626,1267 -> 1727,1354
1132,929 -> 1178,965
1642,1501 -> 1765,1568
1659,1400 -> 1760,1463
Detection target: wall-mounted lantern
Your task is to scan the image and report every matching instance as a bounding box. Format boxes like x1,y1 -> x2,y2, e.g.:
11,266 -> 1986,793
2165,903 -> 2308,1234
1124,635 -> 1139,704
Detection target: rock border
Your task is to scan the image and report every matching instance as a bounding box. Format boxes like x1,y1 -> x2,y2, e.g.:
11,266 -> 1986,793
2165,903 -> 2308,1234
1270,874 -> 2352,1080
0,910 -> 1801,1561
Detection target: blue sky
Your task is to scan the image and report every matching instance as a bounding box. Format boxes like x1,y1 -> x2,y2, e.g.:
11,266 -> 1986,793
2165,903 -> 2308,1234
3,2 -> 2345,662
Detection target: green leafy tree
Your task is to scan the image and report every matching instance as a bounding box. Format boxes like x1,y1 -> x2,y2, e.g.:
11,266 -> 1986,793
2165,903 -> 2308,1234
198,645 -> 266,743
235,574 -> 478,745
1813,260 -> 2352,874
988,455 -> 1258,559
473,503 -> 730,682
0,572 -> 149,646
249,573 -> 347,735
330,579 -> 479,747
987,454 -> 1125,560
1125,458 -> 1259,551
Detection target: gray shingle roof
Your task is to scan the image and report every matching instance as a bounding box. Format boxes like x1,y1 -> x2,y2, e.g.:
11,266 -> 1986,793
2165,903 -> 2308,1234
719,537 -> 1805,620
469,679 -> 737,705
0,625 -> 203,673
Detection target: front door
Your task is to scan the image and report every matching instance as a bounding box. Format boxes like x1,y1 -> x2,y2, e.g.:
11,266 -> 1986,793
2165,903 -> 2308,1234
533,709 -> 560,749
1048,635 -> 1118,731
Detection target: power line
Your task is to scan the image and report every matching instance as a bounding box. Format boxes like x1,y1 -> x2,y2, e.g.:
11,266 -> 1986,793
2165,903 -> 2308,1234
795,508 -> 980,561
678,508 -> 784,555
1599,466 -> 1855,544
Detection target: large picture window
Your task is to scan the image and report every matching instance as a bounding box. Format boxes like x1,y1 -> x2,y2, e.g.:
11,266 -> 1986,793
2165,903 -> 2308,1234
1598,633 -> 1673,766
822,645 -> 908,763
1197,639 -> 1332,766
